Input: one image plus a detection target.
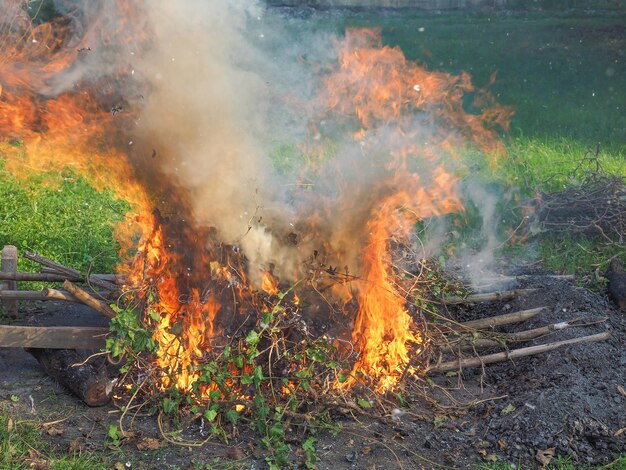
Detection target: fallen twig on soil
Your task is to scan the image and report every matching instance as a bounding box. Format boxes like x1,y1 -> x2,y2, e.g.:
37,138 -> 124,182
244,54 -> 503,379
442,288 -> 537,305
445,306 -> 545,331
440,318 -> 600,352
428,331 -> 610,374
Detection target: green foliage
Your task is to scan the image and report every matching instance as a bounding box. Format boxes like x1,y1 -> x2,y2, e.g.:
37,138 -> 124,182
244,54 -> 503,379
106,306 -> 157,362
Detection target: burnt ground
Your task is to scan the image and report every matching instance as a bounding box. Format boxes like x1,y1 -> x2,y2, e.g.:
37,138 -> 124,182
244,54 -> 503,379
1,267 -> 625,469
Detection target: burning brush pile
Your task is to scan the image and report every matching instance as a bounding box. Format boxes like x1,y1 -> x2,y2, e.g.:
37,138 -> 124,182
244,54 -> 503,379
1,0 -> 512,435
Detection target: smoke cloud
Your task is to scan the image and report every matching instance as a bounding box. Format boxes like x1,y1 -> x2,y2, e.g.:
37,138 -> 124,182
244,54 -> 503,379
4,0 -> 509,289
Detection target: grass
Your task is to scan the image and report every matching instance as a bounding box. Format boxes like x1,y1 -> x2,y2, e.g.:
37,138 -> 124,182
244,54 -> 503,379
0,157 -> 129,284
0,408 -> 106,470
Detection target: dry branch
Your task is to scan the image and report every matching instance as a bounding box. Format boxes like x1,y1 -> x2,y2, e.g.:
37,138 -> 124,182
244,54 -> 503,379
62,280 -> 116,319
440,319 -> 588,351
443,288 -> 537,305
447,307 -> 546,331
0,271 -> 125,283
428,331 -> 610,374
0,289 -> 76,301
0,288 -> 109,304
24,251 -> 118,291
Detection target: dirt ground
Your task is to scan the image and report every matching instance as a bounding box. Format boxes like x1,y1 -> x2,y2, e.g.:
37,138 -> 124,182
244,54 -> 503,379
1,266 -> 625,469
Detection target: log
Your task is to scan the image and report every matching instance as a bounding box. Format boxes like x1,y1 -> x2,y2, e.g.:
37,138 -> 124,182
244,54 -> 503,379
447,307 -> 546,331
1,246 -> 18,318
428,331 -> 611,374
0,272 -> 125,283
0,325 -> 108,348
26,347 -> 114,406
24,251 -> 118,291
443,288 -> 538,305
62,281 -> 116,319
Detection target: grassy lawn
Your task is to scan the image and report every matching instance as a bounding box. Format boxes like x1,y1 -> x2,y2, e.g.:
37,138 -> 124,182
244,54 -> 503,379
0,156 -> 129,280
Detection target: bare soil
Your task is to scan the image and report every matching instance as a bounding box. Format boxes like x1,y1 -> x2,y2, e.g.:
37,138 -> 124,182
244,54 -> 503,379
1,267 -> 625,469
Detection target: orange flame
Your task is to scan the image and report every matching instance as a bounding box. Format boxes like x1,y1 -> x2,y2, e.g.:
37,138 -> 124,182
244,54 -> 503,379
317,29 -> 510,391
261,271 -> 279,296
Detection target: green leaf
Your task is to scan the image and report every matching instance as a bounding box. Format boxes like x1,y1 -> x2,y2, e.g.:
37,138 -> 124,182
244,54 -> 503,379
269,424 -> 284,439
245,330 -> 260,346
107,424 -> 120,443
252,366 -> 264,386
500,403 -> 516,415
162,397 -> 178,414
356,398 -> 372,409
203,409 -> 218,422
225,410 -> 239,425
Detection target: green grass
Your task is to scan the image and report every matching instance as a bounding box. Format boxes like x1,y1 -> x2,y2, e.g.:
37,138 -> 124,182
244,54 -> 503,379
0,409 -> 106,470
0,158 -> 129,281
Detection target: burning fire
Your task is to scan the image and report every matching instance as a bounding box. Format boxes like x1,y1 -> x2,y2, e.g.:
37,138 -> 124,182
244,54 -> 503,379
314,29 -> 510,390
0,5 -> 511,396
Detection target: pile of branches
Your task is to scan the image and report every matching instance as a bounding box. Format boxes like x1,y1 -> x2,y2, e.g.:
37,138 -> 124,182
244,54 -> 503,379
534,146 -> 626,245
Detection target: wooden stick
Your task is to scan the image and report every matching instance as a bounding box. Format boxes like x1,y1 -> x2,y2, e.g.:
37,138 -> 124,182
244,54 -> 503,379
0,271 -> 125,283
0,325 -> 108,349
24,251 -> 118,291
441,319 -> 581,351
448,307 -> 546,331
0,288 -> 110,303
62,281 -> 116,319
40,268 -> 125,283
477,274 -> 575,284
0,289 -> 74,301
428,332 -> 611,374
443,288 -> 538,305
1,246 -> 18,318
